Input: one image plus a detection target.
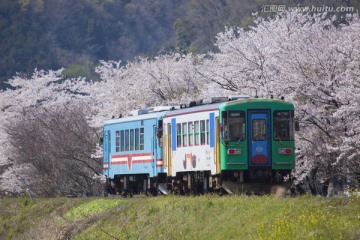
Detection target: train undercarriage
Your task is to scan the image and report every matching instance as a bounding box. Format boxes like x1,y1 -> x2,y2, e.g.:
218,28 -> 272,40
105,168 -> 293,197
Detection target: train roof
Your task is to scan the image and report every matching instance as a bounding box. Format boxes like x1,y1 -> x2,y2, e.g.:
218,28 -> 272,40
163,98 -> 293,118
224,98 -> 294,107
164,102 -> 223,117
104,111 -> 165,126
103,98 -> 293,126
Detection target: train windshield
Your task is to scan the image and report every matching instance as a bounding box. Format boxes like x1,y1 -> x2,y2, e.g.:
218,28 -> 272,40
273,110 -> 294,141
222,111 -> 246,142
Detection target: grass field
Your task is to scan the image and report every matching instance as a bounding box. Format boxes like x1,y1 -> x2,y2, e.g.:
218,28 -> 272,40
0,194 -> 359,239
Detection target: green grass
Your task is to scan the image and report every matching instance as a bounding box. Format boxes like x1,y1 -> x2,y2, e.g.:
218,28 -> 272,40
64,198 -> 126,221
1,194 -> 359,239
0,196 -> 96,239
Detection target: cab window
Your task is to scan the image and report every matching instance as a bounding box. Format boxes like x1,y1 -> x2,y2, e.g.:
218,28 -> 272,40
273,110 -> 294,141
222,111 -> 246,142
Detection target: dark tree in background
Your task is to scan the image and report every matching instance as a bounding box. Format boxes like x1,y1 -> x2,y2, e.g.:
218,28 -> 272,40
5,105 -> 102,197
174,0 -> 360,54
2,0 -> 357,89
0,0 -> 186,89
0,1 -> 56,88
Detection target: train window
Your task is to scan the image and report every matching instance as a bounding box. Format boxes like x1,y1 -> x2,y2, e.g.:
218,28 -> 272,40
177,123 -> 182,147
125,130 -> 130,151
200,120 -> 206,145
116,131 -> 120,152
188,122 -> 194,146
182,123 -> 188,147
135,128 -> 140,150
252,119 -> 267,141
120,130 -> 125,151
130,129 -> 135,151
140,128 -> 144,150
194,121 -> 200,145
274,111 -> 294,141
222,111 -> 246,142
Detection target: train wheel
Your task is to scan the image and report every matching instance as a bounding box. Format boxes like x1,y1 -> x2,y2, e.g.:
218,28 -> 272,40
173,185 -> 181,195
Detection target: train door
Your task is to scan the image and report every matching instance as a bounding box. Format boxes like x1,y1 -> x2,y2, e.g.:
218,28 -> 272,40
153,125 -> 157,176
215,116 -> 221,174
103,130 -> 111,176
167,123 -> 172,176
248,110 -> 271,166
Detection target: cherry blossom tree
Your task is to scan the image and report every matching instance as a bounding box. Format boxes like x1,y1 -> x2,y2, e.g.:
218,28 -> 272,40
84,53 -> 208,128
283,13 -> 360,194
205,12 -> 360,194
5,105 -> 102,196
0,69 -> 97,195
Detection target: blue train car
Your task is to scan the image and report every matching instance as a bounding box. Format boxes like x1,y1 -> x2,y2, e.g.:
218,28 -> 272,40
102,111 -> 165,195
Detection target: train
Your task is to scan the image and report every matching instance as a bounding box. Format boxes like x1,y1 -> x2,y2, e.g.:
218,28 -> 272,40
102,96 -> 297,195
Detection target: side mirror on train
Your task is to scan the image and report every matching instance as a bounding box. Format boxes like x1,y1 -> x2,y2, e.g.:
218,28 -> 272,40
294,121 -> 300,131
99,137 -> 104,146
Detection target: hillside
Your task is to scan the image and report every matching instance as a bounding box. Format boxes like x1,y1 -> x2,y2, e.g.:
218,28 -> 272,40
1,195 -> 360,239
0,0 -> 186,88
1,0 -> 357,89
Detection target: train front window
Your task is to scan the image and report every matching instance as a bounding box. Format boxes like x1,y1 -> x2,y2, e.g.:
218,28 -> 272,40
252,120 -> 267,141
222,111 -> 246,142
273,110 -> 294,141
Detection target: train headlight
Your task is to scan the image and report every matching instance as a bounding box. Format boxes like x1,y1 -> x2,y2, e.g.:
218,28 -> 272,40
228,149 -> 241,155
278,148 -> 292,154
